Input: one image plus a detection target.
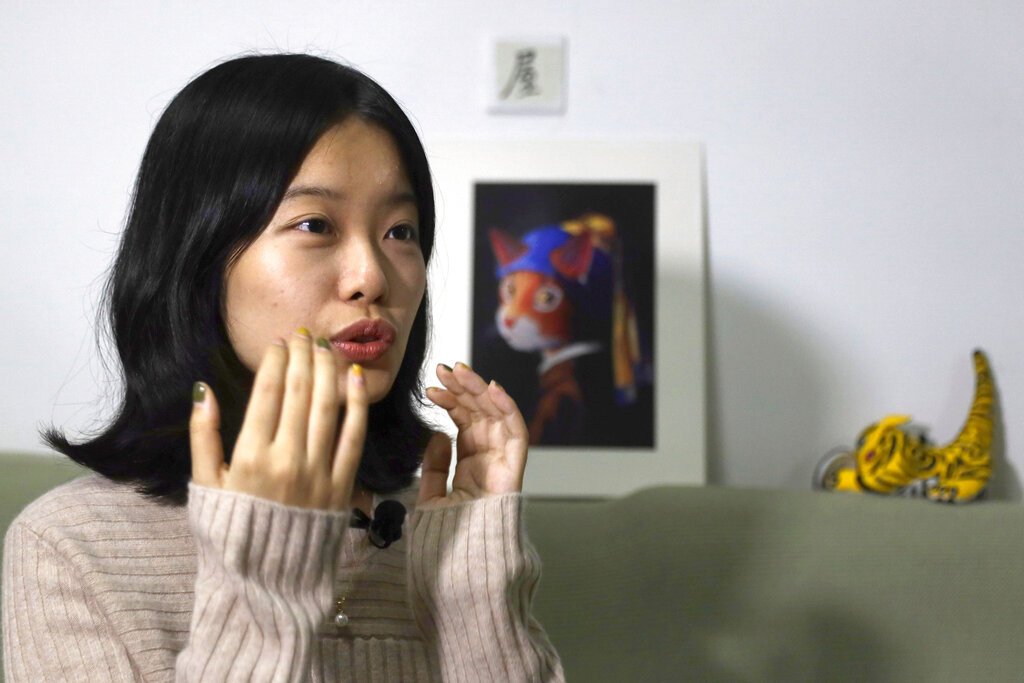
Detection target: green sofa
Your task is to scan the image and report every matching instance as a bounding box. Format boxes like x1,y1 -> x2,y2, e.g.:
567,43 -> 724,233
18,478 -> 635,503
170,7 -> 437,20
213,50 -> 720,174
3,452 -> 1023,681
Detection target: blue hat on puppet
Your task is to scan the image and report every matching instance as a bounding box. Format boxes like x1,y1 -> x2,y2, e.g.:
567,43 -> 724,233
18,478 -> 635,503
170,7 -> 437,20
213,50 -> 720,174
494,225 -> 614,323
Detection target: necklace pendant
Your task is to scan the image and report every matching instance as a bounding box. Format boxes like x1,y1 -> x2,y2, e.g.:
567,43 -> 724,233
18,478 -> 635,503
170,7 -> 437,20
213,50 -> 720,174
333,595 -> 350,629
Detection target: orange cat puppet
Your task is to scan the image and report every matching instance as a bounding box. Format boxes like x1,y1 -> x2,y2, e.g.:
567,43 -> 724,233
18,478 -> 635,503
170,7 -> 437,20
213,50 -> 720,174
489,213 -> 648,446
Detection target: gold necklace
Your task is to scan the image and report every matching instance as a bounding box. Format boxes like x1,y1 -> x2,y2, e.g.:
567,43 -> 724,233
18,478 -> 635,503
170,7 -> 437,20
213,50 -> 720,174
330,496 -> 406,630
331,536 -> 373,630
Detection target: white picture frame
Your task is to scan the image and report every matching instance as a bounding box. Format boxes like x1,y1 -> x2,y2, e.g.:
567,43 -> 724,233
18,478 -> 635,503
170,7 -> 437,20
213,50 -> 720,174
423,140 -> 706,497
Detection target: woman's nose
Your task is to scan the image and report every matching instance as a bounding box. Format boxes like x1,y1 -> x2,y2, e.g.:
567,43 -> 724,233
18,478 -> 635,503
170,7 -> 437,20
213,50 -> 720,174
338,240 -> 388,303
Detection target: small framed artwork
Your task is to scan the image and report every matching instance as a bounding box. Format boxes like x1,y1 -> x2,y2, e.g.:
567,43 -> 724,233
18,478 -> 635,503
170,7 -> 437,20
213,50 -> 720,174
485,35 -> 567,115
425,140 -> 705,497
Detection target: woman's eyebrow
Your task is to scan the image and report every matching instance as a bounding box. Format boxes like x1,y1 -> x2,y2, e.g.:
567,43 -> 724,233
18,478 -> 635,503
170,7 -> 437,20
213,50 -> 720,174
281,185 -> 342,202
280,184 -> 417,206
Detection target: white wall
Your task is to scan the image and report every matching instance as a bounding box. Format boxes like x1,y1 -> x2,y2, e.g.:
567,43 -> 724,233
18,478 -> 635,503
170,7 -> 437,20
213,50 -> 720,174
3,1 -> 1022,497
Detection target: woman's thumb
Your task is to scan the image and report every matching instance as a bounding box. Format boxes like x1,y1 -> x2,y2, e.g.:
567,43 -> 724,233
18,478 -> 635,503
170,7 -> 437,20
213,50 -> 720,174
189,381 -> 225,488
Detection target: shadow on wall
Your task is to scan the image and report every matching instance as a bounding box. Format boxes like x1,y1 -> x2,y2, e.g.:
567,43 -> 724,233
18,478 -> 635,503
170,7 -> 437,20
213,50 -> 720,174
704,276 -> 830,490
703,275 -> 1021,501
985,373 -> 1019,501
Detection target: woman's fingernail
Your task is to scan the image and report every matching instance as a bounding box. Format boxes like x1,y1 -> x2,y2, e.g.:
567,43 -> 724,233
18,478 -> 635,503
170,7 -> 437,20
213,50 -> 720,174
192,382 -> 206,404
315,337 -> 330,350
455,361 -> 470,370
491,380 -> 504,391
352,363 -> 365,386
438,363 -> 453,372
296,327 -> 311,337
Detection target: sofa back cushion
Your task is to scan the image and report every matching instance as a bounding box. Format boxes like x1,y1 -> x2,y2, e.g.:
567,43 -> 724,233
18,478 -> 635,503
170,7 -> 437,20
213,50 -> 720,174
525,485 -> 1024,681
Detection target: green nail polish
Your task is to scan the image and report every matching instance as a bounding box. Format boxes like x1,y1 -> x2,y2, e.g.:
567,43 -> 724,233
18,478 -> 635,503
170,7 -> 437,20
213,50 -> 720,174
192,382 -> 206,404
439,363 -> 453,372
315,337 -> 330,349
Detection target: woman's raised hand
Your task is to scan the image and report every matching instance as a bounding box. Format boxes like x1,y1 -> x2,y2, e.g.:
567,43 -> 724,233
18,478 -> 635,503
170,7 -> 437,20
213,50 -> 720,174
419,363 -> 529,508
189,329 -> 367,511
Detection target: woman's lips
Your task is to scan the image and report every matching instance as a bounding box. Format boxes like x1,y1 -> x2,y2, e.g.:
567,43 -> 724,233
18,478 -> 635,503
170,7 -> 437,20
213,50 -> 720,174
330,319 -> 397,363
331,338 -> 393,363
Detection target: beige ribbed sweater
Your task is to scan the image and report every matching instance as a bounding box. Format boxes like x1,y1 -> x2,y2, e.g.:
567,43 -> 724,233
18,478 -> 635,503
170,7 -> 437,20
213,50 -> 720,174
2,475 -> 564,682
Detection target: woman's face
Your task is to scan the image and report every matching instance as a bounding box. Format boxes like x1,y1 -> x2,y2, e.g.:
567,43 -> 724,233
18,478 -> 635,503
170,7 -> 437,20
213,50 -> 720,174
223,117 -> 426,403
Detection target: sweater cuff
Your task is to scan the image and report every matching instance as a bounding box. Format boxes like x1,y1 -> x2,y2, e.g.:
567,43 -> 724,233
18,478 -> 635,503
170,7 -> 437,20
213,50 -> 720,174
408,494 -> 550,680
408,492 -> 533,586
187,483 -> 350,606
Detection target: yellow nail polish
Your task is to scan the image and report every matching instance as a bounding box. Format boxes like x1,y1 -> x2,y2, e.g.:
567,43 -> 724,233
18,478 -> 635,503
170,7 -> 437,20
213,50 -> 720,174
455,361 -> 470,370
296,327 -> 311,337
352,363 -> 363,376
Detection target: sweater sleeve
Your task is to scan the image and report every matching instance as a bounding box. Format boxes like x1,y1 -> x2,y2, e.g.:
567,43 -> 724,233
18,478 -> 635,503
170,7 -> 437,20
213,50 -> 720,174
175,483 -> 350,682
2,521 -> 140,682
406,494 -> 565,683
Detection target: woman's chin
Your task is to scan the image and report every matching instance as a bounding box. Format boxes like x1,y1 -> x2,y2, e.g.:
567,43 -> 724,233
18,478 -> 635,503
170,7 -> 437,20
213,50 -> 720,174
336,370 -> 394,405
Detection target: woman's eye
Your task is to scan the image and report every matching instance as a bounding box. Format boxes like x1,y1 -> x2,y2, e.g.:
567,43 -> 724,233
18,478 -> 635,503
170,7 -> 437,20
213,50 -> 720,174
386,223 -> 419,241
294,218 -> 330,234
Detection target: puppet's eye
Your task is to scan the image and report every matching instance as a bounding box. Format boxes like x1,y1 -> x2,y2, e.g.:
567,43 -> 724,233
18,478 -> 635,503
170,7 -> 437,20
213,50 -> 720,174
500,277 -> 516,302
533,284 -> 563,313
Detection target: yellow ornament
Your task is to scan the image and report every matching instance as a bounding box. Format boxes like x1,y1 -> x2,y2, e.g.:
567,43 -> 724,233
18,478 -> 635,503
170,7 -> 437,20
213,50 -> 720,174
815,350 -> 993,503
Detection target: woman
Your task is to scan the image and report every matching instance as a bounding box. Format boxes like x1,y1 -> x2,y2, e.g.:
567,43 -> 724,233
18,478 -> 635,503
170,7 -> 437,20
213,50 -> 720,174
2,53 -> 564,682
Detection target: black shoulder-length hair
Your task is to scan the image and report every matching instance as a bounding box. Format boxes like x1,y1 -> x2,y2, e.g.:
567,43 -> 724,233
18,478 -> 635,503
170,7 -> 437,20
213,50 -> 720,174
41,53 -> 436,505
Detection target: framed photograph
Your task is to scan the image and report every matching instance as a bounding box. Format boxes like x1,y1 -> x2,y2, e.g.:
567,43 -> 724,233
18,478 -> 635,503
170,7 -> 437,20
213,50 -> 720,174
424,140 -> 705,497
